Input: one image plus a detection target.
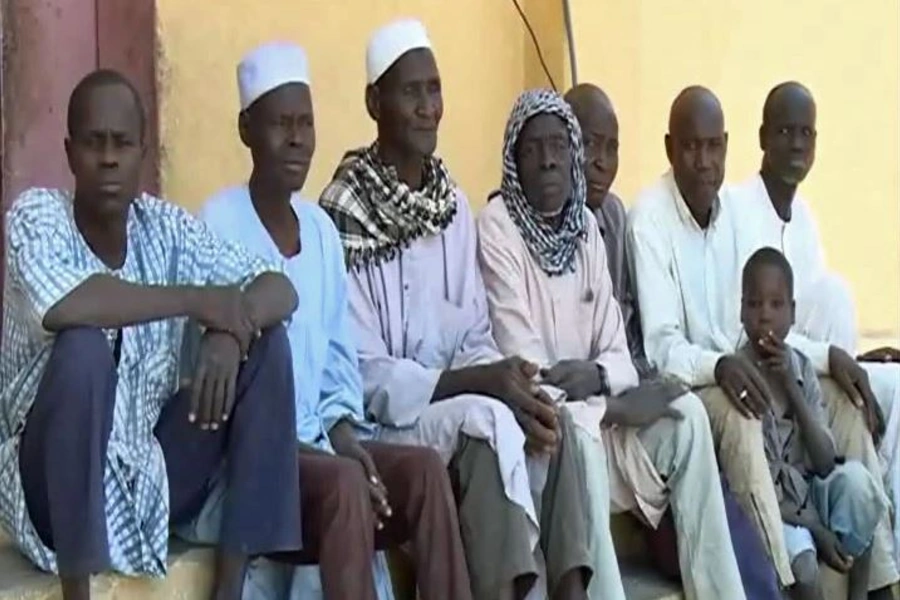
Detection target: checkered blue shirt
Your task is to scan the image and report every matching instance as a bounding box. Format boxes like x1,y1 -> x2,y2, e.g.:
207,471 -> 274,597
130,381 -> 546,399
0,188 -> 270,575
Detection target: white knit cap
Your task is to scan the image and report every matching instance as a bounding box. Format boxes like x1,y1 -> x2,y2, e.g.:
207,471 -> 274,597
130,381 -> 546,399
237,42 -> 310,110
366,18 -> 432,84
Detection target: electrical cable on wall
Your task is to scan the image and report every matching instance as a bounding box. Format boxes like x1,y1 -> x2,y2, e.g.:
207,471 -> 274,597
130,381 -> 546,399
511,0 -> 558,91
562,0 -> 578,86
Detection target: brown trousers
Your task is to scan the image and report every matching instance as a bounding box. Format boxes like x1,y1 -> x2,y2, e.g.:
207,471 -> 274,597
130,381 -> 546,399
272,441 -> 472,600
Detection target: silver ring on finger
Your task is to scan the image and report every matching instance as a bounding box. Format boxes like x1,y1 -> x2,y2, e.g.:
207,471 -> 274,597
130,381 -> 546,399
739,389 -> 749,400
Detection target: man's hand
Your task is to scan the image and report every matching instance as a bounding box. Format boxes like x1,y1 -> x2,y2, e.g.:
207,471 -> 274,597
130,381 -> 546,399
191,286 -> 257,356
714,354 -> 771,419
481,357 -> 560,456
329,421 -> 391,529
541,359 -> 603,401
605,379 -> 686,428
829,346 -> 885,442
858,346 -> 900,363
189,331 -> 242,430
812,527 -> 853,573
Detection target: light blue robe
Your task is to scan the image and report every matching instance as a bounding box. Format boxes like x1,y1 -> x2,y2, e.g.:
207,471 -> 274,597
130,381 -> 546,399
184,185 -> 394,600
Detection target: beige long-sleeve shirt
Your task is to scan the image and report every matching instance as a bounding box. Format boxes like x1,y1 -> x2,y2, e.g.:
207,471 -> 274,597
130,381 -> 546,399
477,195 -> 667,525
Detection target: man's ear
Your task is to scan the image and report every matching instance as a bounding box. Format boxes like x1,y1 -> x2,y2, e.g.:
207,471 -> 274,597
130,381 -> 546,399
758,124 -> 766,152
790,299 -> 797,326
64,137 -> 74,173
664,133 -> 673,165
365,84 -> 380,122
238,111 -> 253,148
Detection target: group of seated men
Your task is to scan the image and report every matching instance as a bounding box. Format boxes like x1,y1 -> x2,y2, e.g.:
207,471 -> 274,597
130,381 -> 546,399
1,15 -> 899,600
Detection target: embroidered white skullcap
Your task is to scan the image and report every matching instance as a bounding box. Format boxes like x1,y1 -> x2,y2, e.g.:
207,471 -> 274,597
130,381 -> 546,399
237,41 -> 310,111
366,18 -> 432,84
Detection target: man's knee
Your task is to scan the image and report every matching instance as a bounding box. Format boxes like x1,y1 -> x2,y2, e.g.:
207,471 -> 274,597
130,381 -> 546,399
666,392 -> 715,456
452,436 -> 506,501
671,392 -> 709,429
821,378 -> 868,431
392,445 -> 450,490
790,550 -> 820,588
325,457 -> 371,512
257,323 -> 289,349
247,324 -> 291,366
51,327 -> 114,376
699,387 -> 765,447
411,445 -> 449,478
829,460 -> 878,496
698,385 -> 762,431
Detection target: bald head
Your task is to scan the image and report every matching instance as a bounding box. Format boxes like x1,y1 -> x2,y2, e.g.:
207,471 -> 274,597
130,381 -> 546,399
564,83 -> 619,208
668,86 -> 723,136
665,86 -> 727,226
762,81 -> 815,127
564,83 -> 614,122
759,81 -> 817,187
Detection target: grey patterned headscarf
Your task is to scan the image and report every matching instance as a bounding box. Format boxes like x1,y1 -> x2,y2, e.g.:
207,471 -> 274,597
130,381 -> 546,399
499,88 -> 587,276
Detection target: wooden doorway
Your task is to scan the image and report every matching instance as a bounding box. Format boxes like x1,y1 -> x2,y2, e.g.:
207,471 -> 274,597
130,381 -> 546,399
0,0 -> 158,301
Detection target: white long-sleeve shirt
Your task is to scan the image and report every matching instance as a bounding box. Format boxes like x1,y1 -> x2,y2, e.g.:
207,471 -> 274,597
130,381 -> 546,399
625,171 -> 747,387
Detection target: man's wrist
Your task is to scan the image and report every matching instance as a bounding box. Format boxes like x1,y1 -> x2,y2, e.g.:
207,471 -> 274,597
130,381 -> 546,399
603,394 -> 625,425
713,355 -> 727,381
184,286 -> 204,319
596,364 -> 611,396
240,291 -> 262,338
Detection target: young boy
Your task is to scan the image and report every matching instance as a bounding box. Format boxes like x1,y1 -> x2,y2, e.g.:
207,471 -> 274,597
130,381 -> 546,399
740,247 -> 887,600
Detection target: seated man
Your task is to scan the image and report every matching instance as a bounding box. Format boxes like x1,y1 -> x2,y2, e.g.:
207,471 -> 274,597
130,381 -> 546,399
626,85 -> 797,585
561,84 -> 649,377
563,82 -> 780,599
739,247 -> 886,600
0,70 -> 302,600
320,18 -> 592,600
477,87 -> 744,600
733,81 -> 900,577
627,85 -> 899,597
199,42 -> 470,600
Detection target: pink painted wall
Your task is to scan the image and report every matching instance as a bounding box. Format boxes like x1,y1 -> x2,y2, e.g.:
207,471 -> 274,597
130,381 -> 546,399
2,0 -> 97,204
97,0 -> 159,195
0,0 -> 157,314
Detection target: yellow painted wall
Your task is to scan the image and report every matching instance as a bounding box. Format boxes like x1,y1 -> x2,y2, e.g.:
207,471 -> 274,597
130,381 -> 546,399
156,0 -> 898,339
156,0 -> 529,213
568,0 -> 900,338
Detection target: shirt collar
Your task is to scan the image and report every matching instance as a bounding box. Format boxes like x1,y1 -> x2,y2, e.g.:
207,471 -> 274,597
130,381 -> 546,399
593,204 -> 609,237
665,170 -> 722,232
754,171 -> 792,225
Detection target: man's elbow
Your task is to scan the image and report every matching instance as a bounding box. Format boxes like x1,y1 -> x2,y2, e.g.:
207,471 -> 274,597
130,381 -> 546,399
41,309 -> 65,332
813,456 -> 837,479
263,271 -> 299,313
276,273 -> 299,312
41,299 -> 78,332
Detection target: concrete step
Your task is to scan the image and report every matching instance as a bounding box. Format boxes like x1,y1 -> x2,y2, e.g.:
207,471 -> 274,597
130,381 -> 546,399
620,562 -> 683,600
0,540 -> 214,600
0,538 -> 685,600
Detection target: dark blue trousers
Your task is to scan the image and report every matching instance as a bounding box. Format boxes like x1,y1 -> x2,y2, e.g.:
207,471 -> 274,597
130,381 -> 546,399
19,326 -> 302,576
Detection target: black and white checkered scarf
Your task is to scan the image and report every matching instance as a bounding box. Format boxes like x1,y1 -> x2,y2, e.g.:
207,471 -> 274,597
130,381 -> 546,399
498,88 -> 587,276
319,142 -> 457,269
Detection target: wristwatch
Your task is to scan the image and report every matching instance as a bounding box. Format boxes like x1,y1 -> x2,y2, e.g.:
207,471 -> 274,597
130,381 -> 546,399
596,364 -> 611,396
